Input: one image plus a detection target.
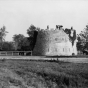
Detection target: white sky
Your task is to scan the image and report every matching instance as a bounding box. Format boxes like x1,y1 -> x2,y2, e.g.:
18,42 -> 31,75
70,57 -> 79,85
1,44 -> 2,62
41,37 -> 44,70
0,0 -> 88,41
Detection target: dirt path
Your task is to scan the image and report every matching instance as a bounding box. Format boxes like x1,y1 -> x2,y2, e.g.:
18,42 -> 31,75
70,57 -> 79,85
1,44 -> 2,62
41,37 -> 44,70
0,56 -> 88,63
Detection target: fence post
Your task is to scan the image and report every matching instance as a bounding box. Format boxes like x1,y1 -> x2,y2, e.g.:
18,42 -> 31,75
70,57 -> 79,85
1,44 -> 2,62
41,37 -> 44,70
31,51 -> 32,56
12,52 -> 13,56
6,52 -> 7,56
24,52 -> 26,56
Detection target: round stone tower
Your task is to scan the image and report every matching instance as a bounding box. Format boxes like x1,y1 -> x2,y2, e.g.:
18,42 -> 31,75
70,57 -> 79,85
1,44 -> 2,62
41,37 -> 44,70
33,26 -> 77,56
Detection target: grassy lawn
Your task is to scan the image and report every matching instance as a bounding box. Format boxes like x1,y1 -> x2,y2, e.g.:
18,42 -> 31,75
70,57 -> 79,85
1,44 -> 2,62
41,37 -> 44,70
0,59 -> 88,88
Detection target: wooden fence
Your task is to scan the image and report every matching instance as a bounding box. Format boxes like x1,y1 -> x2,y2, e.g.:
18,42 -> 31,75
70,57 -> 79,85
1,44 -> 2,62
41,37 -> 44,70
0,51 -> 32,56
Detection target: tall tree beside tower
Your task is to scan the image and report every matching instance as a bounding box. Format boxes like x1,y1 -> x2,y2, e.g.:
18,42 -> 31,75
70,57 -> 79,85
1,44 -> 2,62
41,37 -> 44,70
77,24 -> 88,52
27,25 -> 38,51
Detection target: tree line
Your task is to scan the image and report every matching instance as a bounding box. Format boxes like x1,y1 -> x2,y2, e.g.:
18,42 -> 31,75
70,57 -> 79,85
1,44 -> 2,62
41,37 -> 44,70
0,24 -> 88,54
0,24 -> 39,51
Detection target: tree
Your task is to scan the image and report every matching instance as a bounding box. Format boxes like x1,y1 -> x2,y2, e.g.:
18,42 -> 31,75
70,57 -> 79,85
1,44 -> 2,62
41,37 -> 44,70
13,34 -> 32,51
0,26 -> 8,41
1,42 -> 15,51
77,34 -> 85,51
27,24 -> 36,37
27,25 -> 39,50
20,37 -> 31,51
13,34 -> 25,50
77,24 -> 88,51
0,26 -> 8,50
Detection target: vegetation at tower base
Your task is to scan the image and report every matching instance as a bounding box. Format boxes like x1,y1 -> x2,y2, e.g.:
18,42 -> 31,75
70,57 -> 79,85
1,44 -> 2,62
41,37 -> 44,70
33,26 -> 77,56
64,27 -> 76,46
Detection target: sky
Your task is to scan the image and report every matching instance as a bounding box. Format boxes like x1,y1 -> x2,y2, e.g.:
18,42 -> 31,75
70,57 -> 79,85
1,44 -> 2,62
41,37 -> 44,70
0,0 -> 88,41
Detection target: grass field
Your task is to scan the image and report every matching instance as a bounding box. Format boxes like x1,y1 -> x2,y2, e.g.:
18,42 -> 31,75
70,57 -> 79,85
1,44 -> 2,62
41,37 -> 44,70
0,59 -> 88,88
